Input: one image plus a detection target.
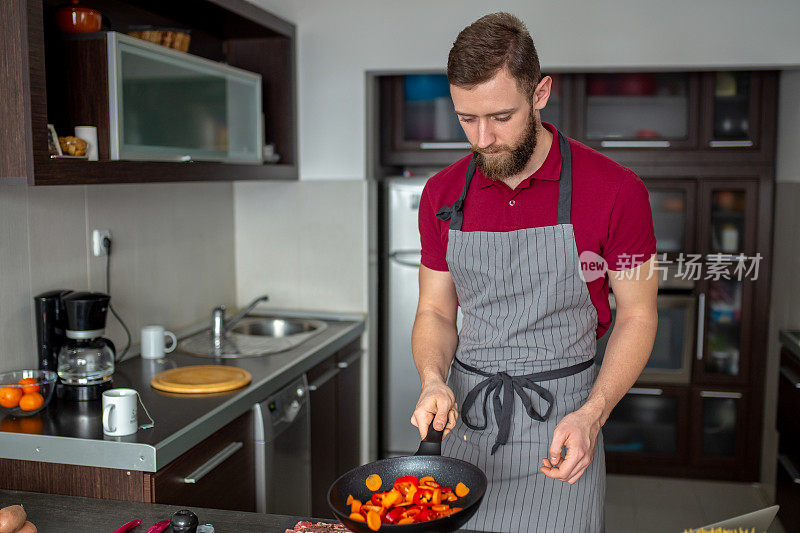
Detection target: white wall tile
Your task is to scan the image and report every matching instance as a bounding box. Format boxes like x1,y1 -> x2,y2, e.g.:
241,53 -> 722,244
234,180 -> 367,312
0,186 -> 34,372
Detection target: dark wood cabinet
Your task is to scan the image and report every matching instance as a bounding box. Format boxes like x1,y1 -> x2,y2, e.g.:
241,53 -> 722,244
308,340 -> 363,517
0,411 -> 255,511
776,347 -> 800,531
1,0 -> 297,185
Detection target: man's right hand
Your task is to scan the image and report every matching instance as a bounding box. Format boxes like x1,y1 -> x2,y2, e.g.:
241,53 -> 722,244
411,380 -> 458,439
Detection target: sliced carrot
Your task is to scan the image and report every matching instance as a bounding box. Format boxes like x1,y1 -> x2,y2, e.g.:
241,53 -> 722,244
350,512 -> 366,522
431,504 -> 449,512
346,494 -> 354,506
366,510 -> 381,531
455,482 -> 470,497
397,517 -> 414,525
351,499 -> 362,514
365,474 -> 382,492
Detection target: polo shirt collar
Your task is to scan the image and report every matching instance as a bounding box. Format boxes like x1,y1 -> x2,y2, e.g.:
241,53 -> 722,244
474,121 -> 562,190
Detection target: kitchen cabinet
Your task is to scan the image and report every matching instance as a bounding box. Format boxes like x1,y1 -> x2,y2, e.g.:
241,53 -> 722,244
643,179 -> 698,257
0,411 -> 256,510
689,387 -> 750,476
308,340 -> 362,517
776,346 -> 800,531
378,70 -> 776,169
1,0 -> 297,185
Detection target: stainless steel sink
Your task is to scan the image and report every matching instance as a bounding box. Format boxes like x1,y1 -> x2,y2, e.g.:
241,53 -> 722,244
178,315 -> 328,358
230,317 -> 324,337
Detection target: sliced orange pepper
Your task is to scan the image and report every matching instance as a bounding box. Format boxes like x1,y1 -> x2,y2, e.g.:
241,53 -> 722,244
455,482 -> 470,497
419,476 -> 435,485
382,489 -> 401,508
404,485 -> 417,504
366,510 -> 381,531
350,512 -> 366,522
397,517 -> 414,525
365,474 -> 382,492
432,488 -> 442,505
351,499 -> 362,514
431,504 -> 449,512
346,494 -> 353,506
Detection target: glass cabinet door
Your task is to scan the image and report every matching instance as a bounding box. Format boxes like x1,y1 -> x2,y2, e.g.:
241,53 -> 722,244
702,181 -> 758,255
400,74 -> 467,149
579,72 -> 697,149
691,388 -> 747,466
603,387 -> 688,469
704,71 -> 760,149
643,179 -> 697,255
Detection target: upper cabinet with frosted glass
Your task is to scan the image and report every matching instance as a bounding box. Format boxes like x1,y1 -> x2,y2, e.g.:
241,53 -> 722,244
1,0 -> 297,185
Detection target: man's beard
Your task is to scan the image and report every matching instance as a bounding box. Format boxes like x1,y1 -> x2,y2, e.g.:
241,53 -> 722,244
473,110 -> 539,181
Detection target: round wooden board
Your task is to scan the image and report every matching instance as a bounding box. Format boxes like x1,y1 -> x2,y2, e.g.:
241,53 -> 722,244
150,365 -> 252,394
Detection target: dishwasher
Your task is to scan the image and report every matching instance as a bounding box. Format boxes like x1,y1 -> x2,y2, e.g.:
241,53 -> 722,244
253,374 -> 311,515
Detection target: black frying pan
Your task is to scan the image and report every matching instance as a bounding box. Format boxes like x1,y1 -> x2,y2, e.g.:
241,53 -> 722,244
328,422 -> 487,532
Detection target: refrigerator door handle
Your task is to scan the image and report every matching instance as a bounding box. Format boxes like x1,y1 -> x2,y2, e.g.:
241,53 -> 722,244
389,250 -> 421,268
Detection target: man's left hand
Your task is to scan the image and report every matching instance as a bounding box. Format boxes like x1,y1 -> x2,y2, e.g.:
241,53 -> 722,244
540,405 -> 602,484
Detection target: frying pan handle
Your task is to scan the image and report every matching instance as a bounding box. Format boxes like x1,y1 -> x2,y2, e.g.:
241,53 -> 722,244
415,420 -> 444,456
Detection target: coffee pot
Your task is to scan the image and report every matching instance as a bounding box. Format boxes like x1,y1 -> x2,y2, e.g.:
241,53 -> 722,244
56,292 -> 116,401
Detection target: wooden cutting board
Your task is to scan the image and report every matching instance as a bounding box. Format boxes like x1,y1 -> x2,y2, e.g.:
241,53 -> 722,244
150,365 -> 252,394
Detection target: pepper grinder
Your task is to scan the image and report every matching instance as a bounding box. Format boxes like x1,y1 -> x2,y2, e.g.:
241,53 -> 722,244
170,510 -> 198,533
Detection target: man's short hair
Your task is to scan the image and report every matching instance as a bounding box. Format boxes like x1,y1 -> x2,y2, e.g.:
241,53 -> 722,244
447,12 -> 541,99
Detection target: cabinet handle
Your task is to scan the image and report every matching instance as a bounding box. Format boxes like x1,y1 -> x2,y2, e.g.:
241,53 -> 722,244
307,367 -> 340,391
628,387 -> 663,396
338,350 -> 364,369
419,142 -> 471,150
780,366 -> 800,389
709,140 -> 754,148
183,441 -> 243,484
778,454 -> 800,484
696,293 -> 706,361
600,140 -> 671,148
700,391 -> 742,399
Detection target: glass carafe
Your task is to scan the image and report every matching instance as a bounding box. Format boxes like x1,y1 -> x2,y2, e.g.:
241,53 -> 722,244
57,337 -> 115,385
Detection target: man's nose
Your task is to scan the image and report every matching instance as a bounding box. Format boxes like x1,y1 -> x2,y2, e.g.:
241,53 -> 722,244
476,121 -> 495,150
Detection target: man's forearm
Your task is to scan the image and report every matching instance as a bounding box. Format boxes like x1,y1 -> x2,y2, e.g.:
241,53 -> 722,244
411,309 -> 459,387
581,313 -> 658,425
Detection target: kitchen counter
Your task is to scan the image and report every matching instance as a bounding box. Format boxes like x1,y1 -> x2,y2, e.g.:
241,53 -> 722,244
0,310 -> 364,472
0,489 -> 488,532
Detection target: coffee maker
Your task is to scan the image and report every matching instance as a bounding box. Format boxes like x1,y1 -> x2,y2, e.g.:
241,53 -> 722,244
56,292 -> 116,401
34,289 -> 73,371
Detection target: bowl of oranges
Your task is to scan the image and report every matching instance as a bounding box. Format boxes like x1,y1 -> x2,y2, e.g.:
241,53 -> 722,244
0,370 -> 57,417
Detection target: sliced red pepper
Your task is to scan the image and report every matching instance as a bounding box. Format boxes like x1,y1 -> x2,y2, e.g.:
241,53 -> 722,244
440,486 -> 453,494
395,475 -> 419,486
418,509 -> 436,522
385,507 -> 405,524
370,492 -> 387,506
413,486 -> 435,506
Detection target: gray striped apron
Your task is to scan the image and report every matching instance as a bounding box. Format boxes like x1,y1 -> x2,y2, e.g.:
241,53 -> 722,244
436,130 -> 604,532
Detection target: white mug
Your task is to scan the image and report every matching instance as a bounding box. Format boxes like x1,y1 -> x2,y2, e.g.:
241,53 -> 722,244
74,125 -> 98,161
141,325 -> 177,360
102,388 -> 139,436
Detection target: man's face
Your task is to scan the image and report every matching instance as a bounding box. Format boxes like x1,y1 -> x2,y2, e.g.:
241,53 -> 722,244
450,68 -> 540,180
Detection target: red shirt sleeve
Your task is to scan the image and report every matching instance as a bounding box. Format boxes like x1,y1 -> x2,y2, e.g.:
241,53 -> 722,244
419,185 -> 449,271
603,171 -> 657,271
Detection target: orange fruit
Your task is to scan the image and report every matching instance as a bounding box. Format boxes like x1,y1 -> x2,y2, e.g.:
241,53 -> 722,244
0,387 -> 22,408
18,392 -> 44,412
17,378 -> 39,394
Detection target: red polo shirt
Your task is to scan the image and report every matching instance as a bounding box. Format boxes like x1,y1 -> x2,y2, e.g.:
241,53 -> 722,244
418,122 -> 656,338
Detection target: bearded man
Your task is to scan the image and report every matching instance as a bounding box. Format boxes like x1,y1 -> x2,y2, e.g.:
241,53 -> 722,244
410,12 -> 659,532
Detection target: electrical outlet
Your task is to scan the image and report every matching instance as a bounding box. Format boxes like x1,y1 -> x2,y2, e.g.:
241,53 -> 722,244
92,229 -> 112,257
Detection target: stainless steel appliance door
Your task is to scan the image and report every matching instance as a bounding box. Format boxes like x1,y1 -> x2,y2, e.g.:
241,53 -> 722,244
253,375 -> 310,515
384,250 -> 424,456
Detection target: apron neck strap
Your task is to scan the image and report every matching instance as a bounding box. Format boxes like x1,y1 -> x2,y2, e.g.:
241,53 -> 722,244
436,128 -> 573,230
555,129 -> 572,225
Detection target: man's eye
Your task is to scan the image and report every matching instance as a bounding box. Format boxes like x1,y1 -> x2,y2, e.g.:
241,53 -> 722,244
459,117 -> 475,123
494,115 -> 511,122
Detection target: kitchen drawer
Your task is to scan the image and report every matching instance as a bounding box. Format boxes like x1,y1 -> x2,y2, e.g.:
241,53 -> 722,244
776,450 -> 800,533
778,348 -> 800,445
147,412 -> 255,512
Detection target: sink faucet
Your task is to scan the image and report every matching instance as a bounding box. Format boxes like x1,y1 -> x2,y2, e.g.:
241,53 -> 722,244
211,295 -> 270,344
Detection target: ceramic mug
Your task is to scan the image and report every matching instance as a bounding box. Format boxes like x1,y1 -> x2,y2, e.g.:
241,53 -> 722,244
141,325 -> 177,360
102,388 -> 138,436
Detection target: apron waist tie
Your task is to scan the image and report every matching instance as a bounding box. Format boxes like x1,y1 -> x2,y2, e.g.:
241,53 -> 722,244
455,357 -> 595,455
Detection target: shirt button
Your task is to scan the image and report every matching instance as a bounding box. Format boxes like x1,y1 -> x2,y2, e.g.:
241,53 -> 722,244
509,200 -> 515,206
